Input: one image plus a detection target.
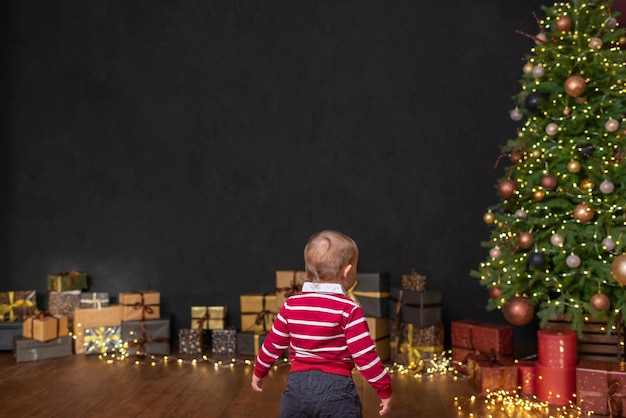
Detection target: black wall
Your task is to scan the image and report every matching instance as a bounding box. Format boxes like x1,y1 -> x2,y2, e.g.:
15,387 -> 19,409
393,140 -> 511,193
1,1 -> 547,346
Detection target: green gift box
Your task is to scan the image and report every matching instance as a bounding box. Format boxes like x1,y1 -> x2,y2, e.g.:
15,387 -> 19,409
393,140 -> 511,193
47,271 -> 88,292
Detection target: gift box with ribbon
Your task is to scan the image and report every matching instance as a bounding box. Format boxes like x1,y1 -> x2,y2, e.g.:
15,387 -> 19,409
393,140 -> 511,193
467,354 -> 518,395
73,305 -> 121,354
47,271 -> 88,292
236,331 -> 267,356
48,290 -> 81,328
83,325 -> 122,355
450,319 -> 514,356
346,273 -> 390,318
13,335 -> 73,363
366,317 -> 391,361
178,328 -> 210,354
191,306 -> 226,330
401,270 -> 426,292
80,292 -> 110,309
275,271 -> 306,309
0,290 -> 37,322
212,328 -> 236,355
23,312 -> 69,342
389,288 -> 442,327
121,319 -> 170,356
576,360 -> 626,416
390,322 -> 444,367
119,291 -> 160,321
240,293 -> 277,333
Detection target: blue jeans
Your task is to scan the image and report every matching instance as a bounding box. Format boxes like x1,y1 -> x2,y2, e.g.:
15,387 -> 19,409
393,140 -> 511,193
278,370 -> 363,418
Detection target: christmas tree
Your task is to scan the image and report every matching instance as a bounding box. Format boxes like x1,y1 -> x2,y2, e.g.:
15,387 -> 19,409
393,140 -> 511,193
471,0 -> 626,333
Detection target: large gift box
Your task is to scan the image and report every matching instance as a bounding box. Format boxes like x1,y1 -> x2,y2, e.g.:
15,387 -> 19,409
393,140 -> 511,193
467,355 -> 518,395
576,360 -> 626,416
367,317 -> 391,362
47,271 -> 88,291
80,292 -> 110,309
275,270 -> 306,309
83,326 -> 122,355
178,329 -> 210,354
236,332 -> 267,356
13,335 -> 73,363
23,314 -> 69,342
349,273 -> 390,318
73,305 -> 121,354
0,322 -> 23,351
390,322 -> 444,365
191,306 -> 227,330
240,293 -> 277,333
212,329 -> 237,355
119,291 -> 160,321
0,290 -> 37,322
121,319 -> 171,356
48,290 -> 81,328
451,320 -> 514,356
389,288 -> 442,327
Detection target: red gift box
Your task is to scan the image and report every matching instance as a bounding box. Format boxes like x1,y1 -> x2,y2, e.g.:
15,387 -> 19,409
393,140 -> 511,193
576,360 -> 626,416
535,362 -> 576,406
451,320 -> 513,356
518,360 -> 536,395
538,329 -> 577,369
467,355 -> 518,395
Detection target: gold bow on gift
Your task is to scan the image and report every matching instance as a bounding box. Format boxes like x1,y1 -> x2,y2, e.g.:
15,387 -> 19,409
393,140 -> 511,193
346,280 -> 390,306
0,291 -> 36,322
399,323 -> 424,371
83,326 -> 122,354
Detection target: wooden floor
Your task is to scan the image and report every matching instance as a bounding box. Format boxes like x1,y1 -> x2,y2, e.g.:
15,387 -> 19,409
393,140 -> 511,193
0,351 -> 597,417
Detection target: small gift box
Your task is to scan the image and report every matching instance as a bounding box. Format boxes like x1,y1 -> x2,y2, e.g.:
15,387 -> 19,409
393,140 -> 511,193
518,360 -> 537,395
0,290 -> 37,322
348,273 -> 390,318
47,271 -> 88,291
121,319 -> 171,356
212,329 -> 236,355
13,335 -> 73,363
366,317 -> 390,361
401,270 -> 426,292
389,288 -> 442,327
236,332 -> 267,356
576,360 -> 626,416
467,355 -> 518,395
73,305 -> 121,354
390,322 -> 444,366
240,293 -> 277,333
80,292 -> 110,309
48,290 -> 81,328
23,313 -> 69,342
450,319 -> 513,356
535,362 -> 576,406
178,329 -> 210,354
0,322 -> 23,351
275,270 -> 306,309
191,306 -> 227,330
119,291 -> 160,321
83,326 -> 122,355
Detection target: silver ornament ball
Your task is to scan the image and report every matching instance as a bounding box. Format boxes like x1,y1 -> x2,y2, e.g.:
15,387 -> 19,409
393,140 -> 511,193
515,209 -> 527,219
550,233 -> 565,247
605,119 -> 620,133
510,108 -> 523,122
600,180 -> 615,194
490,247 -> 502,259
566,254 -> 581,268
602,238 -> 616,252
532,65 -> 545,78
545,123 -> 559,136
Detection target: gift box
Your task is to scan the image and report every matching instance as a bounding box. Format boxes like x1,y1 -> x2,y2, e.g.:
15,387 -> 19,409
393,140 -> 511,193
0,322 -> 23,351
23,314 -> 69,342
576,360 -> 626,416
48,290 -> 81,328
240,293 -> 277,333
119,291 -> 160,321
367,317 -> 391,361
389,288 -> 442,327
535,362 -> 576,406
450,319 -> 513,356
191,306 -> 227,330
83,326 -> 122,355
537,329 -> 577,369
73,305 -> 121,354
390,322 -> 444,365
275,270 -> 306,309
178,329 -> 210,354
236,332 -> 267,356
47,271 -> 88,291
13,335 -> 73,363
518,360 -> 537,395
80,292 -> 110,309
451,347 -> 478,375
0,290 -> 37,322
348,273 -> 390,318
467,355 -> 518,396
121,319 -> 171,356
401,270 -> 426,292
212,329 -> 237,355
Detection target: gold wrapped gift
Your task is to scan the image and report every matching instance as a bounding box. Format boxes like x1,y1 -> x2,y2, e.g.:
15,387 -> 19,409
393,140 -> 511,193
73,305 -> 121,354
275,271 -> 306,309
119,291 -> 160,321
366,317 -> 391,361
240,293 -> 278,333
191,306 -> 226,330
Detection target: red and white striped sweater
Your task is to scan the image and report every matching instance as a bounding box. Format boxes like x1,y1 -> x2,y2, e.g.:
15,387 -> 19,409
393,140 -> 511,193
254,282 -> 392,399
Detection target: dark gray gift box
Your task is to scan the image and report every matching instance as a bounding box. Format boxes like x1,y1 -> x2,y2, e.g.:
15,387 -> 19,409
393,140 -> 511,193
389,288 -> 442,327
0,322 -> 23,351
13,335 -> 73,362
121,319 -> 171,355
352,272 -> 390,318
236,332 -> 267,356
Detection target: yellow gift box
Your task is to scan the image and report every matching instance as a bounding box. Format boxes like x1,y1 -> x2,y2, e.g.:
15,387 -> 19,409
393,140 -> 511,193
191,306 -> 226,330
73,305 -> 121,354
119,291 -> 160,321
366,317 -> 390,361
23,314 -> 69,342
275,271 -> 306,309
240,293 -> 278,333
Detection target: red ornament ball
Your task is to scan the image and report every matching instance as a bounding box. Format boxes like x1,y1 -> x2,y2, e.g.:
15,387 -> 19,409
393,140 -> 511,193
541,174 -> 558,190
564,75 -> 586,97
502,296 -> 535,326
555,16 -> 572,32
611,254 -> 626,285
489,287 -> 503,299
498,179 -> 516,199
590,293 -> 610,312
573,203 -> 594,223
518,232 -> 534,249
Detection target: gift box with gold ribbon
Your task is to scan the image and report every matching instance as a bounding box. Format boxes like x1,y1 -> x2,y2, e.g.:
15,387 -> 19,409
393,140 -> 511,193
390,322 -> 444,367
366,317 -> 391,361
121,319 -> 170,356
236,331 -> 267,356
191,306 -> 226,330
467,354 -> 518,396
47,271 -> 88,292
23,312 -> 69,342
13,335 -> 73,363
576,360 -> 626,416
346,273 -> 390,318
119,291 -> 160,321
0,290 -> 37,322
83,325 -> 122,355
389,288 -> 441,327
73,305 -> 121,354
275,271 -> 306,309
240,293 -> 277,333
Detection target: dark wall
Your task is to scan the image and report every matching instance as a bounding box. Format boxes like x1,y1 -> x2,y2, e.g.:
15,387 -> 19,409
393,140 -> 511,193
2,1 -> 547,346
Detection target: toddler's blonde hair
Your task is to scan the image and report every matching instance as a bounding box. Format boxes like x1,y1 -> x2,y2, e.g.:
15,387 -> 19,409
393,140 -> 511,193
304,230 -> 359,282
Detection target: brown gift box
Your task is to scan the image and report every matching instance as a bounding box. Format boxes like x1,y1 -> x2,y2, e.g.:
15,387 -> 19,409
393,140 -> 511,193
467,355 -> 518,395
576,360 -> 626,416
275,271 -> 306,309
451,319 -> 513,356
119,291 -> 160,321
23,315 -> 69,342
240,293 -> 277,333
390,322 -> 444,365
0,290 -> 37,322
48,290 -> 81,328
73,305 -> 121,354
367,317 -> 390,361
191,306 -> 226,330
401,270 -> 426,292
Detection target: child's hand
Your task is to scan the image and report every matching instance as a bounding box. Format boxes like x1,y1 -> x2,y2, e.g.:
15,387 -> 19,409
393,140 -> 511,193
251,375 -> 263,392
379,396 -> 392,415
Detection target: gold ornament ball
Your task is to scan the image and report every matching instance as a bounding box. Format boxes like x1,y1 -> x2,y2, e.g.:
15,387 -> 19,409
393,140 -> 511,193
541,174 -> 558,190
518,232 -> 534,249
483,211 -> 496,224
590,293 -> 610,312
611,255 -> 626,285
567,160 -> 581,173
534,190 -> 546,201
555,16 -> 572,32
489,287 -> 503,299
523,62 -> 534,74
589,37 -> 603,49
580,178 -> 595,191
498,179 -> 516,199
564,75 -> 587,97
531,149 -> 542,159
573,203 -> 594,223
502,296 -> 535,326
